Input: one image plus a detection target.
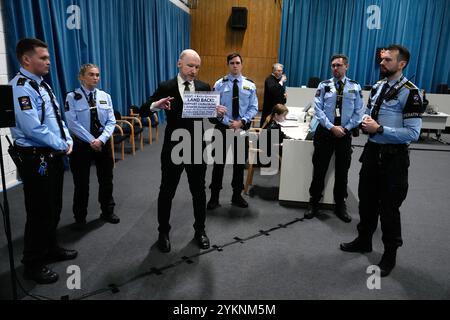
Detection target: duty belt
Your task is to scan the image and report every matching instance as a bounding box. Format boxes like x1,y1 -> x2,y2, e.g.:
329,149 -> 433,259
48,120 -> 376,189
15,145 -> 65,158
367,141 -> 408,154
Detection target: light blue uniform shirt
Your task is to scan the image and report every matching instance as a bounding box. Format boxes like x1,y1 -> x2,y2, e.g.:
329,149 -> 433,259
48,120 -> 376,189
213,74 -> 258,126
65,86 -> 116,144
9,68 -> 72,150
314,76 -> 364,131
363,75 -> 423,144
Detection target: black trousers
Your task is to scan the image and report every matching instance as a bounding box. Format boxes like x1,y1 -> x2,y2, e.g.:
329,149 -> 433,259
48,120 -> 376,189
157,148 -> 207,234
70,138 -> 115,220
209,126 -> 249,194
357,141 -> 409,248
309,125 -> 352,204
16,149 -> 64,267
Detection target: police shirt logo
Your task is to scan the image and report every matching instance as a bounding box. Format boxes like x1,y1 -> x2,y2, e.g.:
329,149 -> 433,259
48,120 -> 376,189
18,96 -> 32,111
315,90 -> 320,97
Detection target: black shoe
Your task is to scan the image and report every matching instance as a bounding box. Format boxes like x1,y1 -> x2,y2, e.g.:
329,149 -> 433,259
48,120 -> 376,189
340,238 -> 372,253
47,247 -> 78,261
71,219 -> 87,231
194,231 -> 210,249
207,199 -> 221,210
304,205 -> 319,219
378,249 -> 397,277
334,203 -> 352,223
23,265 -> 59,284
157,233 -> 171,253
231,194 -> 248,208
100,212 -> 120,224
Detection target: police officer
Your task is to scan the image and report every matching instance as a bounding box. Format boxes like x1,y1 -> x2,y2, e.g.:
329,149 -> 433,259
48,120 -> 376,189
10,38 -> 77,284
305,54 -> 363,222
340,45 -> 424,277
207,53 -> 258,210
65,64 -> 119,229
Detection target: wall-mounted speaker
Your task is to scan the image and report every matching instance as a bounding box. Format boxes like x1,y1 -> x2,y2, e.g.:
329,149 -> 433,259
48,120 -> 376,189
230,7 -> 247,29
0,85 -> 16,128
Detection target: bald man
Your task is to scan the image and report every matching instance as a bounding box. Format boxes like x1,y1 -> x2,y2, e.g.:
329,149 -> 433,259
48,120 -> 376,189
140,49 -> 226,252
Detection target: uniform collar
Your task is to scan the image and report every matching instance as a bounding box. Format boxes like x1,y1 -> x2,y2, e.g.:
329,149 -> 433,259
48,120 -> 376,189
81,85 -> 96,94
386,74 -> 404,87
333,75 -> 347,85
228,74 -> 242,82
19,67 -> 43,84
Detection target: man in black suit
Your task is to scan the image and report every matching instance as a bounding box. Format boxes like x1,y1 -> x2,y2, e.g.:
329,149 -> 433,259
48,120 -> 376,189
260,63 -> 287,126
140,49 -> 226,253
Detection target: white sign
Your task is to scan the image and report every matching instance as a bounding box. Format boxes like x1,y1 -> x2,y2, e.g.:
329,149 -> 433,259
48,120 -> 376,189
182,92 -> 220,118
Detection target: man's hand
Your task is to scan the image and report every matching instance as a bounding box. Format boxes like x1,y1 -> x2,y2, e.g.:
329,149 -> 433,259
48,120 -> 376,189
361,117 -> 380,134
156,96 -> 175,110
281,74 -> 287,83
330,126 -> 346,138
90,139 -> 103,152
65,143 -> 73,155
229,120 -> 243,130
216,105 -> 227,118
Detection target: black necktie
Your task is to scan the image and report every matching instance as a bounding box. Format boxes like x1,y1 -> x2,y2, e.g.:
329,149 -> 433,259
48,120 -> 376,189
184,81 -> 190,93
89,92 -> 101,138
40,81 -> 67,141
334,80 -> 344,125
371,82 -> 390,121
232,79 -> 239,119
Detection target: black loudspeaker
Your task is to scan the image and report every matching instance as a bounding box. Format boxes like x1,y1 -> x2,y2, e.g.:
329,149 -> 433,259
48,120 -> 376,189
375,47 -> 383,65
231,7 -> 247,29
0,85 -> 16,128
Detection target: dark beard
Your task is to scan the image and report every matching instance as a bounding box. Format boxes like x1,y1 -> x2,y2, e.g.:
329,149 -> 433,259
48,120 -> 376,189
380,68 -> 396,78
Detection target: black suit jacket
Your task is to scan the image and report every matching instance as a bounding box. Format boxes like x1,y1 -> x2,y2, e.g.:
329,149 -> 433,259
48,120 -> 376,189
140,77 -> 211,159
261,75 -> 287,123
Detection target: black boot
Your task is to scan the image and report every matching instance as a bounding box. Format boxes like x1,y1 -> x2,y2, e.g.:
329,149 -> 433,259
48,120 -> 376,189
304,201 -> 319,219
340,237 -> 372,253
231,192 -> 248,208
334,202 -> 351,223
378,247 -> 397,277
207,191 -> 221,210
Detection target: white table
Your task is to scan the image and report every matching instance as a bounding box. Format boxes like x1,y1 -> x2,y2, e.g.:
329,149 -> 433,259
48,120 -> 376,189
421,112 -> 449,139
278,122 -> 335,206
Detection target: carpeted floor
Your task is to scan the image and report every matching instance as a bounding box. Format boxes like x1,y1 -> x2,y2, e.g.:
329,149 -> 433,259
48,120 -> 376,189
1,124 -> 450,300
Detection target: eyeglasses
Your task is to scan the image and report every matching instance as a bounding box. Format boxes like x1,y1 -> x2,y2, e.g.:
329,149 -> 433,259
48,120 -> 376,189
331,64 -> 344,68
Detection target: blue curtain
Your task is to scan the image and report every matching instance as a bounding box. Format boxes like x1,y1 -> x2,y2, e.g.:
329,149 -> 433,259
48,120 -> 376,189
279,0 -> 450,92
3,0 -> 191,121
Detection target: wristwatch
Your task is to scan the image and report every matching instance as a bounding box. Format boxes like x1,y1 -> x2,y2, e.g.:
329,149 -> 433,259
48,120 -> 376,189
376,125 -> 384,134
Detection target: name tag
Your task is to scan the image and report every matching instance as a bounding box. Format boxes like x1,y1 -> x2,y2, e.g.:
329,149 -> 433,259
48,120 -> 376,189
99,100 -> 108,104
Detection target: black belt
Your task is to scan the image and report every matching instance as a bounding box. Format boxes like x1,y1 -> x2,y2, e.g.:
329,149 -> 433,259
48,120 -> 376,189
15,145 -> 65,158
367,141 -> 408,154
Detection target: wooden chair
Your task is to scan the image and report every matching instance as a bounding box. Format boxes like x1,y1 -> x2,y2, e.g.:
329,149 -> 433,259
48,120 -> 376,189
111,124 -> 129,167
129,106 -> 159,144
114,110 -> 143,155
244,128 -> 262,194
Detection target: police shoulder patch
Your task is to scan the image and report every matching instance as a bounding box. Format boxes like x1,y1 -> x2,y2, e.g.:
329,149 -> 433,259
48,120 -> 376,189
315,89 -> 321,97
64,101 -> 70,112
17,78 -> 27,86
18,96 -> 32,111
403,89 -> 424,119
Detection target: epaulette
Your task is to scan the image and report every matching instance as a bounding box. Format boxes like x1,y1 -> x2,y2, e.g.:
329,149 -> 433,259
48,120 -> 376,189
245,78 -> 254,83
322,80 -> 332,84
73,90 -> 82,100
222,76 -> 229,82
348,79 -> 359,84
17,78 -> 27,86
404,81 -> 417,90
